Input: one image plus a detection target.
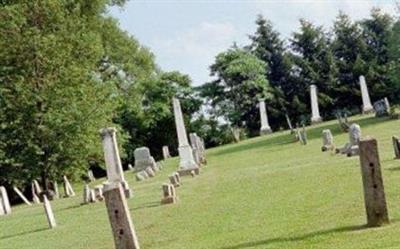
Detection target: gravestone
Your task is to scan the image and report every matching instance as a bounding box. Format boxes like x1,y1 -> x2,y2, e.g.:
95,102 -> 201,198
145,167 -> 155,177
13,187 -> 31,206
63,175 -> 76,197
173,98 -> 199,176
94,185 -> 104,201
0,186 -> 11,215
33,180 -> 42,195
43,195 -> 56,229
162,146 -> 171,159
99,127 -> 132,198
0,196 -> 4,215
88,170 -> 96,182
392,136 -> 400,159
298,125 -> 307,145
231,127 -> 241,143
134,147 -> 157,173
336,112 -> 350,132
359,75 -> 374,113
310,85 -> 322,124
161,184 -> 178,205
285,114 -> 294,134
336,123 -> 361,156
359,137 -> 389,227
321,129 -> 334,152
169,172 -> 181,187
103,182 -> 140,249
373,98 -> 390,117
135,171 -> 148,182
259,100 -> 272,135
189,133 -> 203,166
83,184 -> 91,204
128,164 -> 134,171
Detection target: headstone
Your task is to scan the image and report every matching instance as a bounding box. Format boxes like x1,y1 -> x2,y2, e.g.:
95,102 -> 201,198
189,133 -> 202,165
0,196 -> 4,215
103,182 -> 140,249
33,193 -> 41,204
90,189 -> 96,203
336,112 -> 350,132
169,172 -> 181,187
373,98 -> 390,117
134,147 -> 157,173
161,184 -> 178,205
285,114 -> 294,134
145,167 -> 155,177
359,75 -> 374,113
83,184 -> 91,204
99,127 -> 132,198
231,127 -> 241,143
63,175 -> 76,197
43,195 -> 57,229
359,137 -> 389,227
298,125 -> 307,145
128,164 -> 134,171
321,129 -> 335,152
259,100 -> 272,135
33,180 -> 42,195
392,136 -> 400,159
172,98 -> 199,175
88,170 -> 96,182
53,181 -> 60,199
0,186 -> 11,215
348,123 -> 361,156
310,85 -> 322,124
94,185 -> 104,201
162,146 -> 171,159
13,187 -> 32,206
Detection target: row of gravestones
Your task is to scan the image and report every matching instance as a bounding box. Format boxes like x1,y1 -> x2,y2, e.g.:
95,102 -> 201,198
258,75 -> 394,136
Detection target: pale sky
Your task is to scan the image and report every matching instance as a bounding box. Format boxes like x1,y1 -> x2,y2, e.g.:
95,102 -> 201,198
109,0 -> 397,86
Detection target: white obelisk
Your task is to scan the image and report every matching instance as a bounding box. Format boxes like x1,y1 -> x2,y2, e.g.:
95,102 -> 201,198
310,84 -> 322,124
359,75 -> 373,113
172,98 -> 199,175
259,100 -> 272,135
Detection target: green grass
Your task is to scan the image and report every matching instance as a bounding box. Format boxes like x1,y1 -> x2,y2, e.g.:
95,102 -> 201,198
1,114 -> 400,249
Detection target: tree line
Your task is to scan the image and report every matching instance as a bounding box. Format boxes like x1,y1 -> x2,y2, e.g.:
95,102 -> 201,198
0,1 -> 399,193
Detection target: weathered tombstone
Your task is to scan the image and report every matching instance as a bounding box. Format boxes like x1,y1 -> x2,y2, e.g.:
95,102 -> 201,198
161,184 -> 178,205
173,98 -> 199,176
298,125 -> 307,145
145,167 -> 155,178
83,184 -> 91,204
135,172 -> 146,182
310,85 -> 322,124
134,147 -> 157,173
321,129 -> 335,152
103,182 -> 140,249
0,196 -> 4,215
128,164 -> 134,171
393,136 -> 400,159
259,100 -> 272,135
13,187 -> 32,206
90,189 -> 96,203
359,75 -> 374,114
359,137 -> 389,227
162,146 -> 171,159
231,127 -> 241,143
336,112 -> 350,132
189,133 -> 202,165
33,180 -> 42,195
0,186 -> 11,215
347,123 -> 361,157
169,172 -> 181,187
285,114 -> 294,134
100,127 -> 132,198
94,185 -> 104,201
63,175 -> 76,197
373,98 -> 390,117
88,170 -> 96,182
43,195 -> 57,229
53,181 -> 60,199
32,193 -> 41,204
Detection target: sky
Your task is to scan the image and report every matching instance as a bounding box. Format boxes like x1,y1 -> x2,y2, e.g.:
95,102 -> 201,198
109,0 -> 397,86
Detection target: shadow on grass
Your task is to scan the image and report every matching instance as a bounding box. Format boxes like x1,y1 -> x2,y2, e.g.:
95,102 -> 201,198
220,224 -> 366,249
214,116 -> 392,157
0,227 -> 48,240
56,203 -> 84,212
130,201 -> 160,211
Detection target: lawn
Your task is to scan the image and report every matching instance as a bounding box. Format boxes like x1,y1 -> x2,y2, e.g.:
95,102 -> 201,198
1,114 -> 400,249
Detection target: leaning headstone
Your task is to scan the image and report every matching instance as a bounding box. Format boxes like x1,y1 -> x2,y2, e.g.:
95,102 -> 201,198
173,98 -> 199,176
310,84 -> 322,124
43,195 -> 57,229
0,196 -> 4,215
100,127 -> 132,198
169,172 -> 181,187
359,75 -> 374,114
103,182 -> 140,249
13,187 -> 32,206
162,146 -> 171,159
392,136 -> 400,159
32,193 -> 41,204
285,114 -> 294,134
373,98 -> 390,117
359,137 -> 389,227
63,175 -> 76,197
33,180 -> 42,195
259,99 -> 272,135
0,186 -> 11,215
161,183 -> 178,205
321,129 -> 335,152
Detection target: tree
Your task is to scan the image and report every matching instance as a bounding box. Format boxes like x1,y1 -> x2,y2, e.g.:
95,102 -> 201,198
200,48 -> 270,136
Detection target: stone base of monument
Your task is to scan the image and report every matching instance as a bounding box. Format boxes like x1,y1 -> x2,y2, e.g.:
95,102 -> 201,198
362,107 -> 374,114
311,117 -> 322,125
346,146 -> 359,157
260,127 -> 272,136
178,168 -> 200,176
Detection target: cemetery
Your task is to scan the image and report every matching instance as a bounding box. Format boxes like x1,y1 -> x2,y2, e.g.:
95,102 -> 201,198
1,1 -> 400,249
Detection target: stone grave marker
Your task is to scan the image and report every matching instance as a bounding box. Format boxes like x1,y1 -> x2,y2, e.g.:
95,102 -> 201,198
161,183 -> 178,205
359,75 -> 374,113
13,187 -> 31,206
0,186 -> 11,215
259,99 -> 272,135
43,195 -> 57,229
392,136 -> 400,159
321,129 -> 335,152
310,84 -> 322,124
162,146 -> 171,159
373,98 -> 390,117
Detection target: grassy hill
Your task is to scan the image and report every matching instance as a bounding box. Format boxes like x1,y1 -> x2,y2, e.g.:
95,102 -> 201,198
1,114 -> 400,249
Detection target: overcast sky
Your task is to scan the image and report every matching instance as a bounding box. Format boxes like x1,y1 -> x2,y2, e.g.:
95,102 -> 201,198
109,0 -> 397,86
